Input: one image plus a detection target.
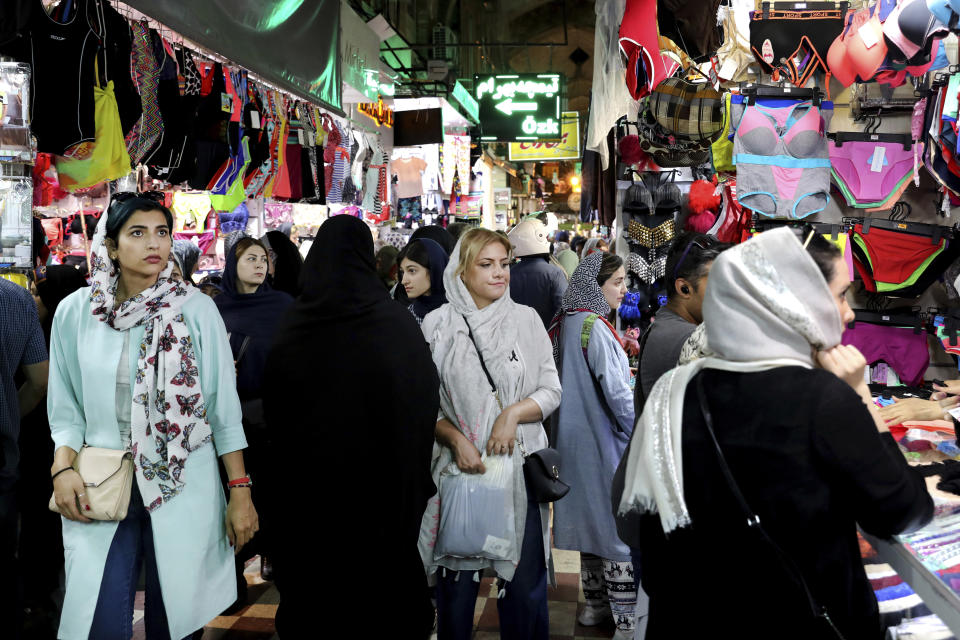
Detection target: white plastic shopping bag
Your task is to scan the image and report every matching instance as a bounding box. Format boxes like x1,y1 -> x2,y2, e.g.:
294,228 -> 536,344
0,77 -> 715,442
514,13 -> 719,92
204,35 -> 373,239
434,453 -> 517,561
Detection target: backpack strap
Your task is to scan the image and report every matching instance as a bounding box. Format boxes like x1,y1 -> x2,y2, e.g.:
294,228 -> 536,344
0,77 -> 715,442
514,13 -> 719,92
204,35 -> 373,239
581,314 -> 622,431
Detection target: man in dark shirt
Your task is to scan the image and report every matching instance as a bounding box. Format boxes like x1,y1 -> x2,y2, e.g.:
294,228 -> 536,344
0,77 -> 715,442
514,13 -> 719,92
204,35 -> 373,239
0,277 -> 49,634
636,233 -> 728,413
507,218 -> 568,329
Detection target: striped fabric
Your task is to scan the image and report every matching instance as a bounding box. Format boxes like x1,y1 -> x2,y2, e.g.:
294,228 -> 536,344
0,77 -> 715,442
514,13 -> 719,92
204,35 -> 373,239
125,21 -> 163,164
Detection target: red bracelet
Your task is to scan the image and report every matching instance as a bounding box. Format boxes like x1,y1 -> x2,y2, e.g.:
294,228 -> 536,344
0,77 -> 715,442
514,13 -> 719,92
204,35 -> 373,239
228,476 -> 252,488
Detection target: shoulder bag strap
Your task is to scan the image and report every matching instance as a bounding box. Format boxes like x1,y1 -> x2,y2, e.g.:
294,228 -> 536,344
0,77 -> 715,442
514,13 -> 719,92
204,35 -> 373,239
235,335 -> 253,366
581,314 -> 621,431
695,375 -> 847,640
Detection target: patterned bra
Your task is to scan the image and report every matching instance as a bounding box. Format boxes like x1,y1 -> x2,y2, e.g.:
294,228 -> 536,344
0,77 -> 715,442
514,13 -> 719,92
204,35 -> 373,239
626,218 -> 675,248
627,248 -> 668,284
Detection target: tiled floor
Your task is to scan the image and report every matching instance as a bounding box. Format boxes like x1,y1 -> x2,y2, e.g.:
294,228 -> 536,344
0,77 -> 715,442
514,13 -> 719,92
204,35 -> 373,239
131,549 -> 618,640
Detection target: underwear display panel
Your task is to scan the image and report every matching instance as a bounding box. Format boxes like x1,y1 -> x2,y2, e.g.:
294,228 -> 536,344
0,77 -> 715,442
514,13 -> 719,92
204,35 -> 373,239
749,3 -> 847,87
829,140 -> 917,206
731,96 -> 833,219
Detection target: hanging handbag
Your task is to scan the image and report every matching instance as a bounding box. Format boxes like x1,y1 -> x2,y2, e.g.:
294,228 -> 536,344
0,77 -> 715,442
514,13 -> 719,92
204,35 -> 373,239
48,445 -> 134,521
695,375 -> 847,640
461,315 -> 570,503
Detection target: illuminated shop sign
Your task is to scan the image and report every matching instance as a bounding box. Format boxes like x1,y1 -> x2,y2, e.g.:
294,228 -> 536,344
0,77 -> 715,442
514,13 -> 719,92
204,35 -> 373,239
358,96 -> 394,128
474,73 -> 565,141
452,80 -> 479,123
509,112 -> 580,161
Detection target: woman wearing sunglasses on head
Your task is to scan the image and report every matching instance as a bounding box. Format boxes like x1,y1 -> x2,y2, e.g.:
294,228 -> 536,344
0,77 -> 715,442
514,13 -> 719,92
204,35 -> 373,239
47,193 -> 257,640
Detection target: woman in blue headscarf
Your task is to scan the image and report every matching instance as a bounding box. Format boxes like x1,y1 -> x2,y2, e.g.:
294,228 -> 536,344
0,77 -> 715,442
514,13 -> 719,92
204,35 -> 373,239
396,238 -> 450,326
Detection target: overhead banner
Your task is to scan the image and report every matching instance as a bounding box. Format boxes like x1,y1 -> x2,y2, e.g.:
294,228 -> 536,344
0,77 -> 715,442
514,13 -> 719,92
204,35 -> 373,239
475,73 -> 565,141
125,0 -> 342,113
509,112 -> 581,161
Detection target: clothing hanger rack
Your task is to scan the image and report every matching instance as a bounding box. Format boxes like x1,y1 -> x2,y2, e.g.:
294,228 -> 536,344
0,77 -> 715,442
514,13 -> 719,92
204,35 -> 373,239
759,2 -> 848,18
850,307 -> 926,334
739,82 -> 823,106
751,217 -> 849,239
842,216 -> 953,244
829,131 -> 913,150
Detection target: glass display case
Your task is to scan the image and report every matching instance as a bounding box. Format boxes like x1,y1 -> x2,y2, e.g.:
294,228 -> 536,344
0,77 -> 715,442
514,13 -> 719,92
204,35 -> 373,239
863,500 -> 960,634
0,172 -> 34,267
0,61 -> 32,163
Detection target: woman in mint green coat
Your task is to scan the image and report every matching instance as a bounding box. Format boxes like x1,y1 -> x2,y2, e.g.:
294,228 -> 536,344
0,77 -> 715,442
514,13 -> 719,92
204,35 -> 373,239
47,195 -> 258,640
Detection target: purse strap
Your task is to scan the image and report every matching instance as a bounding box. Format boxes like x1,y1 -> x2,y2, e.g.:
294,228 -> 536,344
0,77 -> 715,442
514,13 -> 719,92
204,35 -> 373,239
235,335 -> 253,366
462,314 -> 527,455
694,375 -> 847,640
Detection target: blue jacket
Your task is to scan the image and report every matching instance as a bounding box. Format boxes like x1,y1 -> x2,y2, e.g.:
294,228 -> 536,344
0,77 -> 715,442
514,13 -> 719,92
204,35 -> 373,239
509,256 -> 568,329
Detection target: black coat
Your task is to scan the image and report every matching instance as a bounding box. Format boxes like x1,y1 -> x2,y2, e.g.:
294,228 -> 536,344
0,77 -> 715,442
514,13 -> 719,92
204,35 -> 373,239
263,216 -> 439,638
629,367 -> 933,640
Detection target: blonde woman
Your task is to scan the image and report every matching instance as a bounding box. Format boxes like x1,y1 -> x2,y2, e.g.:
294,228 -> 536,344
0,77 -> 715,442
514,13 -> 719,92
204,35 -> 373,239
418,228 -> 562,639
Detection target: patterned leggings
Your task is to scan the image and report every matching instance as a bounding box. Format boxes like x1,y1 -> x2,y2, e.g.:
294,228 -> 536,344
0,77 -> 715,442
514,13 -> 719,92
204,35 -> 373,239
581,553 -> 637,631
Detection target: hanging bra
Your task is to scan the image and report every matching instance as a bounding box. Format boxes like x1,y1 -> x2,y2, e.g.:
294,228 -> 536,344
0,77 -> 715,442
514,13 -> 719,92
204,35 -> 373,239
715,5 -> 754,82
626,218 -> 676,248
627,249 -> 668,283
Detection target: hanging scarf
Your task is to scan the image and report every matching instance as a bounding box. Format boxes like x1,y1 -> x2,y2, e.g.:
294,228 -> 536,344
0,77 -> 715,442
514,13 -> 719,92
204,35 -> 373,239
547,252 -> 618,365
618,228 -> 843,533
88,217 -> 211,512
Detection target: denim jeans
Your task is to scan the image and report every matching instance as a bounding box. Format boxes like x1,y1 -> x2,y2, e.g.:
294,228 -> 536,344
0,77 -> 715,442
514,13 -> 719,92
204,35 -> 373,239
87,484 -> 193,640
435,485 -> 549,640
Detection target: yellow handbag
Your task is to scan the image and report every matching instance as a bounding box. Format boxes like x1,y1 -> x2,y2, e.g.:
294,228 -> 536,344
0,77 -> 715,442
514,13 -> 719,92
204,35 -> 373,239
48,445 -> 134,521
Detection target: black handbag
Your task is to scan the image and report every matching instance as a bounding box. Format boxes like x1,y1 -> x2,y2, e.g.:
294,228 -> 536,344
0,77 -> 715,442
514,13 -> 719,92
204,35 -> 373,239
462,315 -> 570,503
695,375 -> 846,640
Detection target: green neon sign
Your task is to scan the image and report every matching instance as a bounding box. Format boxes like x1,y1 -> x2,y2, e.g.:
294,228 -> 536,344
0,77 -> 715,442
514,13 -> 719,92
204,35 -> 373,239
452,80 -> 479,123
473,73 -> 565,141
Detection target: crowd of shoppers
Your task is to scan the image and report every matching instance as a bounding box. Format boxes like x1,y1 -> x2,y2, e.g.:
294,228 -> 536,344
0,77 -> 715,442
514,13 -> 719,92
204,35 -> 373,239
0,198 -> 940,640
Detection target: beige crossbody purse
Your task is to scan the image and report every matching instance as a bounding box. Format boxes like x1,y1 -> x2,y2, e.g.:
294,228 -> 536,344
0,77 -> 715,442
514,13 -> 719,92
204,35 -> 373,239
48,445 -> 134,521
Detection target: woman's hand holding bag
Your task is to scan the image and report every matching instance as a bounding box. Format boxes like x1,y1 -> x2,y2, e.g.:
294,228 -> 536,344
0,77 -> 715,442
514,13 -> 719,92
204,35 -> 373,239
52,469 -> 92,523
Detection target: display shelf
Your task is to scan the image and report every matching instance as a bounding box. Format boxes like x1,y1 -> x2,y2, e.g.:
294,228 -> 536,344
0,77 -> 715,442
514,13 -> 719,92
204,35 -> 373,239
862,509 -> 960,635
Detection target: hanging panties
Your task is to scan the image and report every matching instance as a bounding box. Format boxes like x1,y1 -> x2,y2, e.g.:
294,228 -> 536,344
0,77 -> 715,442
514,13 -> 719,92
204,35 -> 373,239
842,322 -> 929,386
171,192 -> 212,233
830,140 -> 916,208
850,223 -> 959,297
749,3 -> 847,87
218,201 -> 249,234
264,202 -> 294,229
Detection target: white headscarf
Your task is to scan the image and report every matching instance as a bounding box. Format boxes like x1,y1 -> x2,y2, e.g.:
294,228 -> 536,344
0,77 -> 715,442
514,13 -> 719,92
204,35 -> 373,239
418,236 -> 528,580
618,227 -> 843,533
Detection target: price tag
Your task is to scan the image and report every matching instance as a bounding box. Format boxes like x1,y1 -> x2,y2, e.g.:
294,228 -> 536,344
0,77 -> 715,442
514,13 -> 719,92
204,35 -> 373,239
717,57 -> 739,82
948,407 -> 960,421
220,92 -> 232,113
482,535 -> 511,558
250,111 -> 261,130
870,146 -> 886,173
297,129 -> 305,145
859,24 -> 879,49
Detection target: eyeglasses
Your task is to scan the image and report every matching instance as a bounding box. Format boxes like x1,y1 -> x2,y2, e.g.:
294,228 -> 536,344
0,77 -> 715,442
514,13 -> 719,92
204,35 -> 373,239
672,238 -> 714,282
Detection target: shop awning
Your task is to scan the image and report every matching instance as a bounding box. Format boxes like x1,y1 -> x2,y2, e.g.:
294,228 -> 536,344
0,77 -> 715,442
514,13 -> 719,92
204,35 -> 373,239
124,0 -> 342,113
